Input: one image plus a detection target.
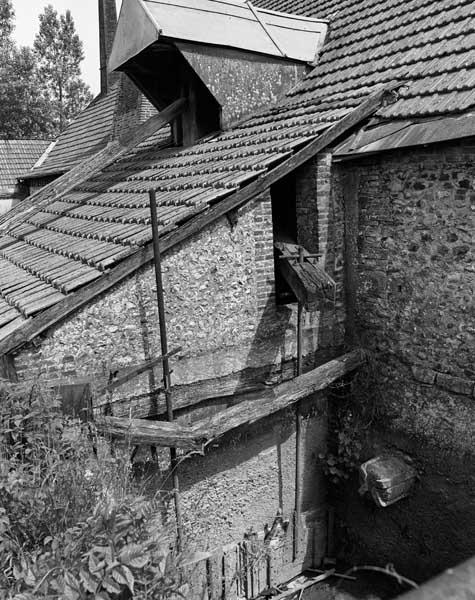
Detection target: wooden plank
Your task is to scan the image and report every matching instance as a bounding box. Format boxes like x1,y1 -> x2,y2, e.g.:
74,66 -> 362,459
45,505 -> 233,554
94,415 -> 204,450
193,350 -> 364,442
269,571 -> 336,599
223,545 -> 240,600
96,347 -> 182,394
95,351 -> 364,447
277,254 -> 320,310
206,550 -> 223,600
59,383 -> 93,421
0,85 -> 398,357
0,354 -> 17,381
95,362 -> 294,419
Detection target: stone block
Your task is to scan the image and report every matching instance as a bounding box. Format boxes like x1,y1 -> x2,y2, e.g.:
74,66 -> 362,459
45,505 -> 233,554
411,365 -> 436,385
435,373 -> 474,396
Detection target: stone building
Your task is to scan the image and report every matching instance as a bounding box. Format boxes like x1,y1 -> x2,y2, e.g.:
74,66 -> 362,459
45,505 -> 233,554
0,0 -> 474,594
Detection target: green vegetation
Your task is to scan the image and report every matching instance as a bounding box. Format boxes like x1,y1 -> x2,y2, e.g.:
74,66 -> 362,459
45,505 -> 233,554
0,0 -> 92,140
0,381 -> 183,599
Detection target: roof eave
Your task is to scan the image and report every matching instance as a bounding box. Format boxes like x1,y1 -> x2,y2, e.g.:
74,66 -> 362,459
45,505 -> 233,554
334,112 -> 475,159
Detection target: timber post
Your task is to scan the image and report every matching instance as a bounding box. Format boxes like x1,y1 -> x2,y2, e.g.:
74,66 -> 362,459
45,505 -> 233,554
293,246 -> 305,561
149,188 -> 183,552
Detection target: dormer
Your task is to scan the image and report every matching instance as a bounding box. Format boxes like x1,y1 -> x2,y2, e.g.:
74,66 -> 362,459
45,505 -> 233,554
108,0 -> 328,145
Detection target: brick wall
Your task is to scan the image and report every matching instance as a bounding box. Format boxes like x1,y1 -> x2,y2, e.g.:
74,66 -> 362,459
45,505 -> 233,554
295,153 -> 346,356
254,190 -> 276,311
333,140 -> 475,579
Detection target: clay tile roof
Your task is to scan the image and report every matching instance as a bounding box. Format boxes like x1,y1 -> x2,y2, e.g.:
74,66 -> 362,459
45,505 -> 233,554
254,0 -> 475,119
1,0 -> 475,342
28,84 -> 121,179
0,95 -> 342,336
28,80 -> 161,179
0,140 -> 51,194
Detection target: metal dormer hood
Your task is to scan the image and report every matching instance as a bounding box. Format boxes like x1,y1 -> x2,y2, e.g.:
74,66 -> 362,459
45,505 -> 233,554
108,0 -> 328,139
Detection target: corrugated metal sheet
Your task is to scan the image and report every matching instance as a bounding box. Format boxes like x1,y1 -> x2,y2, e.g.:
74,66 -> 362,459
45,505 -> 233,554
335,112 -> 475,157
108,0 -> 327,71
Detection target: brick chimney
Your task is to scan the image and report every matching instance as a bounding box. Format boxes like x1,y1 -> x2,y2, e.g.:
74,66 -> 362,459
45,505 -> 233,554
98,0 -> 119,95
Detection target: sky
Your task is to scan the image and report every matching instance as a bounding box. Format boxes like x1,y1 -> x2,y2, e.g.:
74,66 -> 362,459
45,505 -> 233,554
11,0 -> 122,96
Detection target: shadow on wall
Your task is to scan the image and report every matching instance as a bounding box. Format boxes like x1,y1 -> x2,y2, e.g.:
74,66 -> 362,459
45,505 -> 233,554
241,294 -> 294,383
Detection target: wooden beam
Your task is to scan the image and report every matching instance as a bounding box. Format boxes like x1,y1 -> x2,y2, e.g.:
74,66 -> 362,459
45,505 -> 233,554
97,347 -> 181,394
95,350 -> 365,448
0,84 -> 399,356
94,416 -> 204,450
275,242 -> 335,311
94,362 -> 293,419
47,348 -> 182,395
0,98 -> 187,232
193,349 -> 364,441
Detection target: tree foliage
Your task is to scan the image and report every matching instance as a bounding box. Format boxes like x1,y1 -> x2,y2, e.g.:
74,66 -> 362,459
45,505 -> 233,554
0,47 -> 55,140
34,5 -> 93,134
0,0 -> 14,47
0,2 -> 92,140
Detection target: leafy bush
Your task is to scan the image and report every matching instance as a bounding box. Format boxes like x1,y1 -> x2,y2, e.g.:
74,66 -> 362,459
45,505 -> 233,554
0,381 -> 184,599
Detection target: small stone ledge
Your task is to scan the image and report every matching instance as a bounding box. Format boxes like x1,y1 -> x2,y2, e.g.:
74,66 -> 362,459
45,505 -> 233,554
412,365 -> 475,398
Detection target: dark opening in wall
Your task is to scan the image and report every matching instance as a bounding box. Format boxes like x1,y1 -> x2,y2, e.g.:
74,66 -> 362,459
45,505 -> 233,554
271,173 -> 297,304
124,43 -> 221,147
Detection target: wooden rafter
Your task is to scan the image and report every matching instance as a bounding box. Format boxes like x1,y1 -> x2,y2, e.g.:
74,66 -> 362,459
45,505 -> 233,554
0,84 -> 399,357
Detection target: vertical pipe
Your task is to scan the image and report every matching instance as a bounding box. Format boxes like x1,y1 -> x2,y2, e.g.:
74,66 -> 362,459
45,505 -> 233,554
149,189 -> 183,552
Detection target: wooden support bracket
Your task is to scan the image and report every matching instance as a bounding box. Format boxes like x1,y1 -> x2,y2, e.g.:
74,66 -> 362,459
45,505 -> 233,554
275,242 -> 336,311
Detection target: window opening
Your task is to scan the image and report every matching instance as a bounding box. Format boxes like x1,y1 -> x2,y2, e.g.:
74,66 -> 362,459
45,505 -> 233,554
271,173 -> 298,304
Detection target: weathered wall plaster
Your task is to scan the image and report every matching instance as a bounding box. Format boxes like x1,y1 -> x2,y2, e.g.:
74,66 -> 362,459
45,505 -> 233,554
142,394 -> 328,590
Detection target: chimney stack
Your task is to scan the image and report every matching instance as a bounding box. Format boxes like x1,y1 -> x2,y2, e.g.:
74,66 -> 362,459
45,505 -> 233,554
99,0 -> 119,95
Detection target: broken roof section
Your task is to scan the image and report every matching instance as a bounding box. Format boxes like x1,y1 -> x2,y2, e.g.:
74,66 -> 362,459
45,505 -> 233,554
108,0 -> 328,72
